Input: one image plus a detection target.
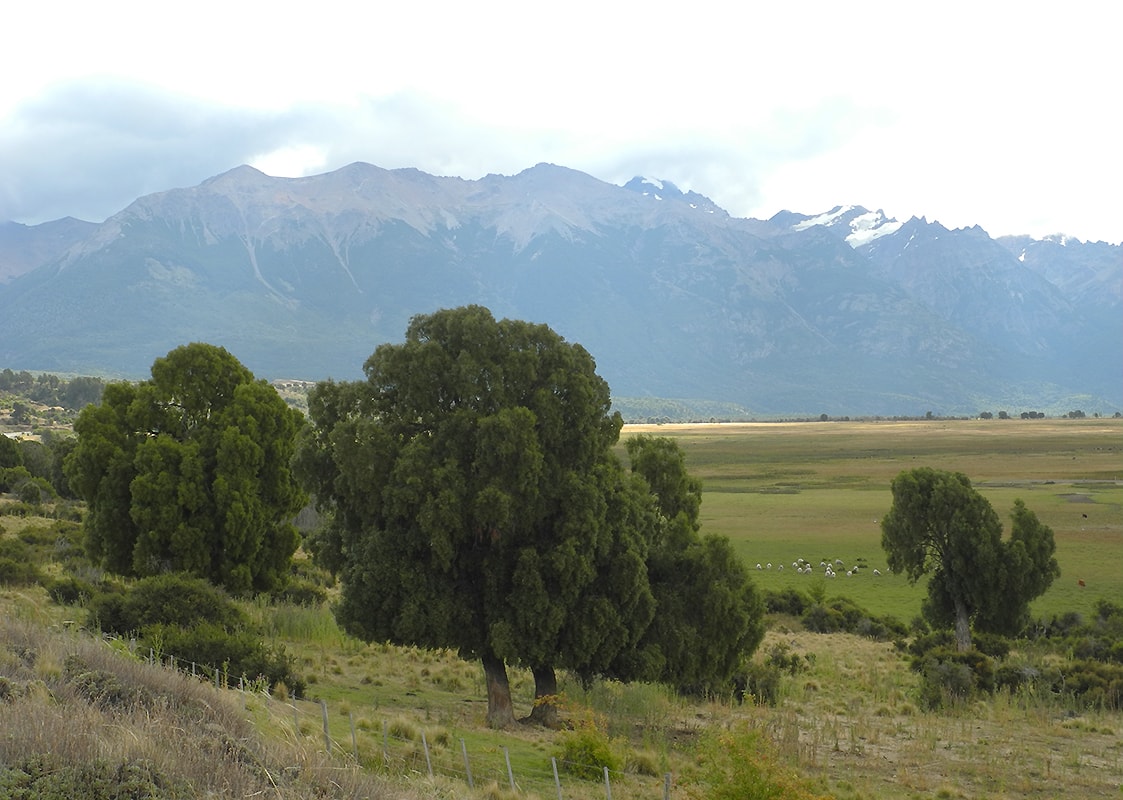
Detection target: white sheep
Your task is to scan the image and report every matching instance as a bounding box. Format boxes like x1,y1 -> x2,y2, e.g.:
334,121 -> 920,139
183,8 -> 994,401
756,563 -> 763,570
873,569 -> 881,576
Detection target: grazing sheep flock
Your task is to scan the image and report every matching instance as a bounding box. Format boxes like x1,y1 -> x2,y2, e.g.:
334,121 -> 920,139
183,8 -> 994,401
754,557 -> 884,579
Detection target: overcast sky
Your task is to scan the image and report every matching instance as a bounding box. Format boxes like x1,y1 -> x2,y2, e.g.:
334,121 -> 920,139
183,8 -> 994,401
2,1 -> 1118,243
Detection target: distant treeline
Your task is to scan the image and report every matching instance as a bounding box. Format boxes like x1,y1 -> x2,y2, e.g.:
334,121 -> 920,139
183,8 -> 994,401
0,370 -> 105,411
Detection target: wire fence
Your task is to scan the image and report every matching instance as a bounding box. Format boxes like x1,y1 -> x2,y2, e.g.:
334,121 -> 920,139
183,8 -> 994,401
118,636 -> 677,799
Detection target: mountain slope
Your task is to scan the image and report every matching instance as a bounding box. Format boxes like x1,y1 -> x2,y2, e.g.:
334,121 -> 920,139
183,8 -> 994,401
0,164 -> 1118,415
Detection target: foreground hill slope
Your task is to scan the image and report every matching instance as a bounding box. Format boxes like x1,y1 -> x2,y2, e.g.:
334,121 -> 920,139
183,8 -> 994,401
0,164 -> 1117,415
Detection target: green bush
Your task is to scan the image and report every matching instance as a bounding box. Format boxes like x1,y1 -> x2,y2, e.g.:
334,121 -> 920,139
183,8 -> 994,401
994,663 -> 1041,693
88,573 -> 245,635
0,465 -> 32,492
1053,660 -> 1123,710
687,724 -> 829,800
801,603 -> 844,633
800,597 -> 904,640
0,755 -> 173,800
271,576 -> 328,606
763,587 -> 809,616
0,556 -> 42,586
145,622 -> 305,696
46,575 -> 97,606
739,661 -> 782,706
556,721 -> 621,781
913,647 -> 996,709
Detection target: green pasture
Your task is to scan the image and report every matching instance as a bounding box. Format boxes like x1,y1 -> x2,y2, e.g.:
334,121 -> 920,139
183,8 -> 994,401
620,418 -> 1123,623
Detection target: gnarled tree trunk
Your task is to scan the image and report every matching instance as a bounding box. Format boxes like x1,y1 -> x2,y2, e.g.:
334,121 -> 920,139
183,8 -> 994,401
523,664 -> 560,728
482,652 -> 516,728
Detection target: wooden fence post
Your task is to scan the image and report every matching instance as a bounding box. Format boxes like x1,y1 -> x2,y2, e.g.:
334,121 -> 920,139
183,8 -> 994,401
664,772 -> 672,800
421,731 -> 433,777
320,699 -> 331,754
503,746 -> 515,791
382,719 -> 389,765
551,757 -> 563,800
349,712 -> 358,759
603,766 -> 612,800
461,738 -> 474,788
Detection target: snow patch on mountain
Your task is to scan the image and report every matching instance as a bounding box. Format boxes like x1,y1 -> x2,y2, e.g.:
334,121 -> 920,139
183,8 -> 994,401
846,211 -> 903,246
793,206 -> 855,231
790,206 -> 903,248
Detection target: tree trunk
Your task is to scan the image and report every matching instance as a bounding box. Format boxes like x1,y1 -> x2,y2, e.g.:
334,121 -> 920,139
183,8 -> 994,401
953,596 -> 972,652
481,652 -> 516,728
523,664 -> 560,728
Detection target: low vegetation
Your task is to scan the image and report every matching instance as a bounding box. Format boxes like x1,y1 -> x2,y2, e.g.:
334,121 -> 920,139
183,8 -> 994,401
2,383 -> 1121,798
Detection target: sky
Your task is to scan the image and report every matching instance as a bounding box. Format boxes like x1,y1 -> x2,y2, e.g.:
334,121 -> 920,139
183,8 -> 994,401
1,1 -> 1119,243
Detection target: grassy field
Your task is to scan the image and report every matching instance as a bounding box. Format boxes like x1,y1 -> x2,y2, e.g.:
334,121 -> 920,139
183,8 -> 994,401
620,418 -> 1123,623
3,416 -> 1121,799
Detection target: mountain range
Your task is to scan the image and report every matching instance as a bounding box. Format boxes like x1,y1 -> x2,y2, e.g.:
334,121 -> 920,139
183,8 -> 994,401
0,163 -> 1118,417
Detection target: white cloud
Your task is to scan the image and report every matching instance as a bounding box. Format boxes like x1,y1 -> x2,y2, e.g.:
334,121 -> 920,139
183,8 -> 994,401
1,1 -> 1119,242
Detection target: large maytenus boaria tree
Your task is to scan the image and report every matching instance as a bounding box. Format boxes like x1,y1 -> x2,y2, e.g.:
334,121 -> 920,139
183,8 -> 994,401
295,306 -> 763,727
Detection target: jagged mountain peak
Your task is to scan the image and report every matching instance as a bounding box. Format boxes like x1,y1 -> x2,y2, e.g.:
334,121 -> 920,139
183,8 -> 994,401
0,162 -> 1117,415
622,176 -> 727,217
775,205 -> 905,248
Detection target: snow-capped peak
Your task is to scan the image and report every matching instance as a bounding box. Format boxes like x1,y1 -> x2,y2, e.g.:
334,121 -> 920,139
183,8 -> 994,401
790,206 -> 903,248
845,210 -> 903,247
792,205 -> 856,231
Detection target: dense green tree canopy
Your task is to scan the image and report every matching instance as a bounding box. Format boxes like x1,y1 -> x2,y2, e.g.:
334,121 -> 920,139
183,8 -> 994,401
66,343 -> 306,593
297,308 -> 767,726
881,467 -> 1059,650
617,434 -> 764,693
0,433 -> 20,469
297,306 -> 643,726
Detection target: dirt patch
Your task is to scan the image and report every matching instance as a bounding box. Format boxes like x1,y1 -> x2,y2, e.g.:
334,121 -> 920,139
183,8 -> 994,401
1060,493 -> 1095,503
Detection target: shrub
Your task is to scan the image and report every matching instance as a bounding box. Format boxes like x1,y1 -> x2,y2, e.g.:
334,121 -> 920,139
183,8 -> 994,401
0,755 -> 173,800
0,465 -> 33,492
739,661 -> 782,706
686,723 -> 830,800
0,557 -> 41,586
556,719 -> 621,780
764,587 -> 809,616
971,631 -> 1011,659
271,576 -> 328,606
994,663 -> 1041,693
88,573 -> 245,635
69,668 -> 138,709
800,596 -> 904,640
1052,660 -> 1123,710
145,622 -> 305,696
46,576 -> 97,606
801,603 -> 843,633
913,647 -> 995,709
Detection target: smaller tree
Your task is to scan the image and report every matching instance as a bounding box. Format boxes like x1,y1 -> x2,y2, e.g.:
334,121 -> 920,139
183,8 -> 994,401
0,434 -> 20,469
881,468 -> 1059,651
66,343 -> 306,593
613,435 -> 765,694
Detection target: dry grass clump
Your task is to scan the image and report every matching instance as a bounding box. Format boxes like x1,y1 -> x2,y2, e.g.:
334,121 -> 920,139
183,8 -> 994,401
0,616 -> 424,799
